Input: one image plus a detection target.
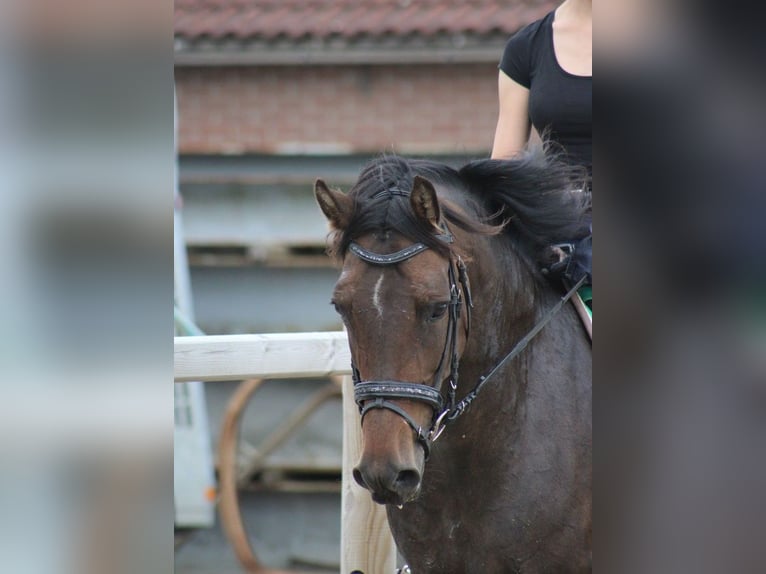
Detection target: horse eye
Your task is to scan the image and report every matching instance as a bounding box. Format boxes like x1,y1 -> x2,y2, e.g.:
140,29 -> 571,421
331,300 -> 351,321
429,302 -> 449,321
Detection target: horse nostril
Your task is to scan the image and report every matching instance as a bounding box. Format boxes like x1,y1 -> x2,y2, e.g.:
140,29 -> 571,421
352,467 -> 368,489
394,469 -> 421,492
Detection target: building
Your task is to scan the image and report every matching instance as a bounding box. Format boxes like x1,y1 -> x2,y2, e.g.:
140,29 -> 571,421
174,0 -> 554,334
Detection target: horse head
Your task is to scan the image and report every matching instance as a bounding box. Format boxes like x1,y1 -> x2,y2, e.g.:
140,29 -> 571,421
314,173 -> 472,506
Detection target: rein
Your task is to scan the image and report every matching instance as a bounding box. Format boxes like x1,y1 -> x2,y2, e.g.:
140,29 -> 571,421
444,274 -> 585,424
349,230 -> 584,459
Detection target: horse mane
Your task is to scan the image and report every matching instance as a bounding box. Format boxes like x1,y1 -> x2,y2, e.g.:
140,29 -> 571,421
459,145 -> 591,249
327,147 -> 590,268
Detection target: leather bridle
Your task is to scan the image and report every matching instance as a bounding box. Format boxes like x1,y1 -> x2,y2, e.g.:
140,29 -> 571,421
349,228 -> 471,459
349,209 -> 585,459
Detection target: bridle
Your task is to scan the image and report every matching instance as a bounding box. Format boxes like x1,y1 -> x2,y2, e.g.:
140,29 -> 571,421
350,225 -> 471,459
349,198 -> 585,459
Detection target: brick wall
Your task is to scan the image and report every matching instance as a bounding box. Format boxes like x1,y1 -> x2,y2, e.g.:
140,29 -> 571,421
175,63 -> 500,156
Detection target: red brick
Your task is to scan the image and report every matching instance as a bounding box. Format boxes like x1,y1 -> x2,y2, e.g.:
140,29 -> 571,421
176,64 -> 500,155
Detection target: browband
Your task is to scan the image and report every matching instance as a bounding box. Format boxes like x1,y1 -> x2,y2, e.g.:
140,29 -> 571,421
349,242 -> 430,265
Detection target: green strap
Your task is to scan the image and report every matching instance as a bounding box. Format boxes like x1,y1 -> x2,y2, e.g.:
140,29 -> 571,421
577,286 -> 592,318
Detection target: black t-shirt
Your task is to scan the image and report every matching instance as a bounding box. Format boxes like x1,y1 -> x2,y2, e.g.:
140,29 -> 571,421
500,11 -> 592,175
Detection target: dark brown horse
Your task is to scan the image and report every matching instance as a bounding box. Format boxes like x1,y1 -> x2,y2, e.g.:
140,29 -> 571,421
315,150 -> 591,573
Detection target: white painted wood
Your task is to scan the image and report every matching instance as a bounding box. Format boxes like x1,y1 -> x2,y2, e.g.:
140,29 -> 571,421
174,332 -> 397,571
174,332 -> 352,382
173,84 -> 215,528
340,375 -> 397,574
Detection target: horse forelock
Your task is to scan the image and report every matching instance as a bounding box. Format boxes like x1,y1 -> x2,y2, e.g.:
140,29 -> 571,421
331,155 -> 495,261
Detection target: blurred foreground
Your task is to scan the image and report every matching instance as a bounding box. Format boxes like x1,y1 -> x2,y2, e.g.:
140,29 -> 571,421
0,0 -> 763,572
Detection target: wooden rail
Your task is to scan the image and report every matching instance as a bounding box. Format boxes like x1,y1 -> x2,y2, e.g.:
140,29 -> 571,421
174,332 -> 397,574
174,332 -> 352,382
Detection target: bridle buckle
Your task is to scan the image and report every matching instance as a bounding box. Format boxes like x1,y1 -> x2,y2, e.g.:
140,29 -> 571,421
428,409 -> 450,443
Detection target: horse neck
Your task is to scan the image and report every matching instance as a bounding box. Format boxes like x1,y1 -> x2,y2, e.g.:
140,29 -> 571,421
461,236 -> 539,376
451,238 -> 588,445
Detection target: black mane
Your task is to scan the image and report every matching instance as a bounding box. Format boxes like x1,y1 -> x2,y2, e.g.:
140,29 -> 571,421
329,148 -> 590,264
459,147 -> 591,247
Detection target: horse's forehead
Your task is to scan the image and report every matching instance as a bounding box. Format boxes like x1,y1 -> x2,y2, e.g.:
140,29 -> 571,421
336,238 -> 448,297
353,231 -> 412,251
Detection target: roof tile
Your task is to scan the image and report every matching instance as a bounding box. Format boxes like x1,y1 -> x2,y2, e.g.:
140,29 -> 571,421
175,0 -> 558,41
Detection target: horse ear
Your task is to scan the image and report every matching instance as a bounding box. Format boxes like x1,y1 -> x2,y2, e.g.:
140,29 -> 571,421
314,179 -> 353,230
410,175 -> 441,231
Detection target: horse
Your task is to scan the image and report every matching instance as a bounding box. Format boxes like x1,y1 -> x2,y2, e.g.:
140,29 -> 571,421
314,149 -> 592,573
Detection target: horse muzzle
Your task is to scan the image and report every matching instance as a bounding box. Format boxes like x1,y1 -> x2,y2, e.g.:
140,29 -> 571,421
352,457 -> 422,506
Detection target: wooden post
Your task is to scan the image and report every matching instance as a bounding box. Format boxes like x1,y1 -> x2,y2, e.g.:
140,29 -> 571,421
340,375 -> 397,574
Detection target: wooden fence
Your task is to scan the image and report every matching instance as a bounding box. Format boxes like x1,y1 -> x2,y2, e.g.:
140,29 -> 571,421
174,332 -> 397,574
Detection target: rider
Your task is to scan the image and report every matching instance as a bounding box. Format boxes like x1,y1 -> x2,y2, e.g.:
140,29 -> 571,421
491,0 -> 592,309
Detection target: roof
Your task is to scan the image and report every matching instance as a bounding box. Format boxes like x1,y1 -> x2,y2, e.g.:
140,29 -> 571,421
174,0 -> 557,65
175,0 -> 556,42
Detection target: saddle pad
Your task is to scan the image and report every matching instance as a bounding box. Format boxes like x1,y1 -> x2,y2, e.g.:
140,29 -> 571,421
573,286 -> 592,340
